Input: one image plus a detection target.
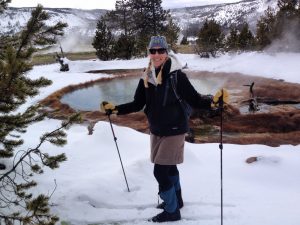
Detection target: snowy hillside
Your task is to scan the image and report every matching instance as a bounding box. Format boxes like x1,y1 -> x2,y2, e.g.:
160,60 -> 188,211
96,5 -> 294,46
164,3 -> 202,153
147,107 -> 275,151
0,7 -> 107,52
0,7 -> 106,35
171,0 -> 278,32
1,0 -> 278,37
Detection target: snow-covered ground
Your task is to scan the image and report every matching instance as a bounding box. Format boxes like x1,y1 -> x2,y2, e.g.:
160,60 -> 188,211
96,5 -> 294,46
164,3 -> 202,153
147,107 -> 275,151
5,52 -> 300,224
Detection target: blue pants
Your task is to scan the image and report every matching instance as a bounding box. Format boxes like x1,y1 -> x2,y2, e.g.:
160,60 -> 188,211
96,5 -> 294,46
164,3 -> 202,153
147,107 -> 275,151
153,164 -> 181,213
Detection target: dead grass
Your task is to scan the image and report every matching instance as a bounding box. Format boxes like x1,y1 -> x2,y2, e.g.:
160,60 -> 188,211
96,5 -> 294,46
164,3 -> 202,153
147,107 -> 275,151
32,46 -> 195,66
32,51 -> 97,65
176,44 -> 195,54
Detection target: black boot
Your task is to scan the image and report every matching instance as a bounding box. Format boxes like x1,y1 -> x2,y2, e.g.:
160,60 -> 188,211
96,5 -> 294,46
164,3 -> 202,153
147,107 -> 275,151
150,208 -> 181,222
157,189 -> 184,209
156,201 -> 166,209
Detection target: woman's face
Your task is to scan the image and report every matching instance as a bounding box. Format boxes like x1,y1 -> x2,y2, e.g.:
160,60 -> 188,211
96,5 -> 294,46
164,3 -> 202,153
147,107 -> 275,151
149,47 -> 168,68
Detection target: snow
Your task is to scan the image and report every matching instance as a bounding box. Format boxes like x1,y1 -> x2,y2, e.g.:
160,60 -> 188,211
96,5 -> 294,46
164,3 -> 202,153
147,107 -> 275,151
4,52 -> 300,224
176,52 -> 300,84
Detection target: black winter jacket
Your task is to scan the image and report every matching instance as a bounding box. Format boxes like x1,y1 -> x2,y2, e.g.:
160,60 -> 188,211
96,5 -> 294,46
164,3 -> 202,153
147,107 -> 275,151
117,57 -> 212,136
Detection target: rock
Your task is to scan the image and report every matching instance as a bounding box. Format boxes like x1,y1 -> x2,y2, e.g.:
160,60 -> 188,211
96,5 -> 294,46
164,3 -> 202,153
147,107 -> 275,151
246,157 -> 258,164
87,122 -> 95,135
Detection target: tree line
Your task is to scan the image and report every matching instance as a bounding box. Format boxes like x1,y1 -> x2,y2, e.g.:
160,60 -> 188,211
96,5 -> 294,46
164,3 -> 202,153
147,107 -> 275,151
193,0 -> 300,57
93,0 -> 300,59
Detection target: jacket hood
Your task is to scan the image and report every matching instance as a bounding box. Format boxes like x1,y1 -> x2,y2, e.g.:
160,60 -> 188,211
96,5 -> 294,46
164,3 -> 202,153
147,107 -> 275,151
168,53 -> 182,73
142,54 -> 183,86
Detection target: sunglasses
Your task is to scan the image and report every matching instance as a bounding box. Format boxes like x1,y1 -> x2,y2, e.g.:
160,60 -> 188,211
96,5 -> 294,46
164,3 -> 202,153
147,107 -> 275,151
149,48 -> 167,54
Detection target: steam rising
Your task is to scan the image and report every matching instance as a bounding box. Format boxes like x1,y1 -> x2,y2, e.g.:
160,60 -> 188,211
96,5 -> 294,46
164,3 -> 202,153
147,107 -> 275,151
45,32 -> 95,53
265,18 -> 300,53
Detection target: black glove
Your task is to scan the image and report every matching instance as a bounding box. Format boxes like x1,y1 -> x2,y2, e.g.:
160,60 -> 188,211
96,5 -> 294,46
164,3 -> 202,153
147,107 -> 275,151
100,101 -> 118,115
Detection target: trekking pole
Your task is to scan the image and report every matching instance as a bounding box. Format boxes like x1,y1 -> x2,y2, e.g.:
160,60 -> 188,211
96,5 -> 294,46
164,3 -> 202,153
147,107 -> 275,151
107,114 -> 130,192
218,89 -> 224,225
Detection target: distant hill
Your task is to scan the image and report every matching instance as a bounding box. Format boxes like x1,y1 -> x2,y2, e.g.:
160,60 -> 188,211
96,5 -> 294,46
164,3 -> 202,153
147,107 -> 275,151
171,0 -> 277,33
0,7 -> 107,35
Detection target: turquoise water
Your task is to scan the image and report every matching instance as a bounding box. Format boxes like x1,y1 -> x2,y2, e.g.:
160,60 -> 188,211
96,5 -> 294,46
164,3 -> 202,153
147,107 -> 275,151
61,76 -> 220,111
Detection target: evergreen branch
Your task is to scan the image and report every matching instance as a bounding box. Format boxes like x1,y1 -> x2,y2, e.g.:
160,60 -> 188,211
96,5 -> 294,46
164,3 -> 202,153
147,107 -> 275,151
16,4 -> 44,58
0,113 -> 80,182
0,122 -> 67,182
0,0 -> 11,13
0,214 -> 23,224
49,179 -> 57,199
0,2 -> 71,223
0,115 -> 78,222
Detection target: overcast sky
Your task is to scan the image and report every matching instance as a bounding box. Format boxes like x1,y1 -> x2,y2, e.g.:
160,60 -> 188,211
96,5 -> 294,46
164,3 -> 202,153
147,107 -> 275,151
9,0 -> 241,10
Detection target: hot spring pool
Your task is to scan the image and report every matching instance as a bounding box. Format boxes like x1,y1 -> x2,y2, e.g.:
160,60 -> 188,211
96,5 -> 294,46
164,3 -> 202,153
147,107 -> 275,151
61,76 -> 221,111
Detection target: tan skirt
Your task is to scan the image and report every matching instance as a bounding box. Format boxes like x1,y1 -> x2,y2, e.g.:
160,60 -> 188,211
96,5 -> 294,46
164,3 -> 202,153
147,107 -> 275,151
150,133 -> 185,165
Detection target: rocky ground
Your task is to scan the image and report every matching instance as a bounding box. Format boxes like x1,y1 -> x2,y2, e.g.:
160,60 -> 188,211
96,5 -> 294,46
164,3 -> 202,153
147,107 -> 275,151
40,69 -> 300,147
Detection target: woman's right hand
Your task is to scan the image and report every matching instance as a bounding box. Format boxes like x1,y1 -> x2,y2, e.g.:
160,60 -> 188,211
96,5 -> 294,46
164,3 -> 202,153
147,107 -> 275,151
100,101 -> 118,115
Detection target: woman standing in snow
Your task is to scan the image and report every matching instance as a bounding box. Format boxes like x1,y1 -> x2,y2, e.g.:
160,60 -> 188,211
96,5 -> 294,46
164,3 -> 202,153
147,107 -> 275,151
101,36 -> 213,222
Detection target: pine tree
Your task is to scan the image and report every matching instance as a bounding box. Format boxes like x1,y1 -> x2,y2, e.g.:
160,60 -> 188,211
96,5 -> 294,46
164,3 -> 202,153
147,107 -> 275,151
162,15 -> 180,52
0,4 -> 80,224
275,0 -> 297,37
256,7 -> 276,50
93,0 -> 178,58
111,0 -> 137,59
237,23 -> 255,51
277,0 -> 298,12
133,0 -> 168,36
92,16 -> 115,60
256,0 -> 300,51
113,34 -> 136,59
275,0 -> 300,48
196,19 -> 224,57
225,25 -> 239,51
107,0 -> 134,36
132,0 -> 171,54
98,0 -> 137,59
